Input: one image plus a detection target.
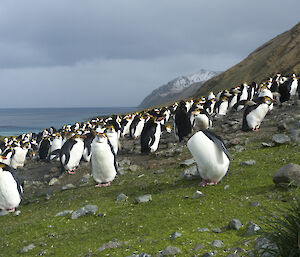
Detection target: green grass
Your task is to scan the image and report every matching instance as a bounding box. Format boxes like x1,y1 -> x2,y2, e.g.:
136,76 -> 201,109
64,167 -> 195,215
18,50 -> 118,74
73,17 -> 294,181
1,140 -> 300,256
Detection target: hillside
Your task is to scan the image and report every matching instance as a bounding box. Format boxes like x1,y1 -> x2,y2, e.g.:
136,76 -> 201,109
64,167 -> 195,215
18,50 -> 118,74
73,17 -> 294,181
139,69 -> 220,108
195,22 -> 300,97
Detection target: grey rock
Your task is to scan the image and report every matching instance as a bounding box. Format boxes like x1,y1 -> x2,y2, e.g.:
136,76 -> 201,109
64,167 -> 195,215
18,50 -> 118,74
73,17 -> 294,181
96,240 -> 122,252
245,222 -> 261,236
198,228 -> 209,232
193,190 -> 203,199
116,193 -> 128,202
160,246 -> 182,255
170,231 -> 182,240
224,185 -> 230,190
55,210 -> 73,217
228,219 -> 242,230
211,240 -> 223,248
226,254 -> 239,257
272,134 -> 291,144
180,158 -> 195,167
0,210 -> 9,216
203,251 -> 216,257
273,163 -> 300,187
277,122 -> 288,131
232,145 -> 245,152
255,237 -> 278,257
191,244 -> 205,251
20,244 -> 35,253
13,210 -> 21,216
251,201 -> 260,207
61,184 -> 75,190
48,178 -> 59,186
136,194 -> 152,203
71,205 -> 98,220
180,165 -> 201,180
241,160 -> 256,166
153,169 -> 165,175
129,165 -> 139,172
212,228 -> 222,233
289,129 -> 300,143
261,142 -> 274,147
118,158 -> 131,166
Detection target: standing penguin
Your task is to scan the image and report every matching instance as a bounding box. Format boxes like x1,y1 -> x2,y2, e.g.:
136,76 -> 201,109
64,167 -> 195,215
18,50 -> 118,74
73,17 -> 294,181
39,136 -> 51,160
242,96 -> 274,131
174,101 -> 192,141
191,108 -> 212,131
49,133 -> 63,161
105,125 -> 119,155
60,134 -> 85,174
91,133 -> 118,187
10,143 -> 29,169
0,163 -> 23,212
82,132 -> 95,162
187,130 -> 230,186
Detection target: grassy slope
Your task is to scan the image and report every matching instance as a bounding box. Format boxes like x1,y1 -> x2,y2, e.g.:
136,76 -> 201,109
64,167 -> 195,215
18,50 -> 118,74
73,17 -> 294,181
1,134 -> 300,256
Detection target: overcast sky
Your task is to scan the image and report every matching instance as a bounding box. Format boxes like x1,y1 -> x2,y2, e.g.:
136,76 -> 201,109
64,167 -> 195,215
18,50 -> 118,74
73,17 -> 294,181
0,0 -> 299,108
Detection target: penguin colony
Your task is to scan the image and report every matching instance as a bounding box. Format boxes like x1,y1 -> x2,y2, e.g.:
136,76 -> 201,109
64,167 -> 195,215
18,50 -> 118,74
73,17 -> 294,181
0,73 -> 299,212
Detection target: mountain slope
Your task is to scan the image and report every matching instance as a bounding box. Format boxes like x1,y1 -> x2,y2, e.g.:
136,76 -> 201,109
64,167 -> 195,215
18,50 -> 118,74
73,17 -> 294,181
195,22 -> 300,97
139,69 -> 220,108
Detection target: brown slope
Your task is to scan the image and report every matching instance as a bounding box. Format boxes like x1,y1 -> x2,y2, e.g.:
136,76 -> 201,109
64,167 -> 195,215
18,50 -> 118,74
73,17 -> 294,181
195,22 -> 300,97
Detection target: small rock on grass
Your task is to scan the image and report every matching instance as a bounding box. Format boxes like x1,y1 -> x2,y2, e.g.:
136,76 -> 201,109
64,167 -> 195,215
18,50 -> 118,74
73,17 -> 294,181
159,246 -> 182,255
241,160 -> 256,166
245,222 -> 261,236
55,210 -> 73,217
71,205 -> 98,220
211,240 -> 223,248
193,190 -> 203,199
272,134 -> 291,144
0,210 -> 9,216
116,193 -> 128,202
273,163 -> 300,187
20,244 -> 35,253
170,232 -> 182,240
198,228 -> 209,232
136,194 -> 152,203
96,239 -> 122,252
203,252 -> 216,257
228,219 -> 242,230
212,228 -> 222,233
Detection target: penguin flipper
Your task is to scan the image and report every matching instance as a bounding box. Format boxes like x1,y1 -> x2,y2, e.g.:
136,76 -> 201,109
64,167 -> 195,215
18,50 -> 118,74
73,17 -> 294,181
7,166 -> 24,199
107,138 -> 118,174
202,130 -> 231,160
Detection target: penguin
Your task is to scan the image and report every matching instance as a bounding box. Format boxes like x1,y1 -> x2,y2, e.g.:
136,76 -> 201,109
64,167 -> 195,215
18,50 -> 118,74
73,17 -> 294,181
10,143 -> 29,169
191,108 -> 212,131
228,88 -> 241,110
0,147 -> 13,166
105,125 -> 119,155
48,133 -> 62,161
187,130 -> 230,186
214,96 -> 229,116
174,101 -> 192,141
242,96 -> 274,131
59,134 -> 85,174
38,136 -> 51,160
91,132 -> 118,187
0,163 -> 23,212
140,116 -> 162,154
82,132 -> 95,162
130,114 -> 145,139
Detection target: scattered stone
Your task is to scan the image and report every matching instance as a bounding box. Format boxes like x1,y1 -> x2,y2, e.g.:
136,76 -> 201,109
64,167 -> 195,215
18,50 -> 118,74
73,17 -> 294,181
129,165 -> 139,172
289,129 -> 300,143
180,158 -> 195,167
228,219 -> 242,230
231,145 -> 245,152
198,228 -> 209,232
193,190 -> 203,199
80,174 -> 92,183
255,237 -> 278,257
118,158 -> 131,166
136,194 -> 152,203
191,244 -> 205,251
20,244 -> 35,253
116,193 -> 128,202
61,184 -> 75,191
0,210 -> 9,216
71,205 -> 98,220
126,253 -> 152,257
153,169 -> 165,175
55,210 -> 73,217
203,251 -> 216,256
261,142 -> 274,147
277,122 -> 288,131
13,210 -> 21,216
224,185 -> 230,190
212,228 -> 222,233
241,160 -> 256,166
97,212 -> 106,217
96,239 -> 122,252
272,134 -> 291,145
245,222 -> 261,236
160,246 -> 182,255
251,201 -> 260,207
170,231 -> 182,240
180,165 -> 200,180
211,240 -> 223,248
48,178 -> 59,186
273,163 -> 300,187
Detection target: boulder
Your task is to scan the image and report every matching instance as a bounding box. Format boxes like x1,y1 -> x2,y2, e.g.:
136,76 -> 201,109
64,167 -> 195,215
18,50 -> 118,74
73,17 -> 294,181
273,163 -> 300,187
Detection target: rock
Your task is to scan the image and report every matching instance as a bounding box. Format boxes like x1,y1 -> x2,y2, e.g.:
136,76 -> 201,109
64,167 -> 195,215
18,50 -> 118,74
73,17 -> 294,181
255,237 -> 278,257
261,142 -> 274,147
289,128 -> 300,143
160,246 -> 182,255
71,205 -> 98,220
251,201 -> 260,207
180,165 -> 201,180
126,254 -> 152,257
245,222 -> 261,236
277,122 -> 288,131
203,251 -> 216,256
272,134 -> 291,144
226,254 -> 239,257
116,193 -> 128,202
170,231 -> 182,240
55,210 -> 73,217
13,210 -> 21,216
20,244 -> 35,253
273,163 -> 300,187
241,160 -> 256,166
192,190 -> 203,199
129,165 -> 139,172
212,228 -> 222,233
224,185 -> 230,190
118,158 -> 131,166
136,194 -> 152,203
61,184 -> 75,190
0,210 -> 9,216
231,145 -> 245,152
96,239 -> 122,252
180,158 -> 195,167
198,228 -> 209,232
211,240 -> 223,248
191,244 -> 205,251
153,169 -> 165,175
228,219 -> 242,230
48,178 -> 59,186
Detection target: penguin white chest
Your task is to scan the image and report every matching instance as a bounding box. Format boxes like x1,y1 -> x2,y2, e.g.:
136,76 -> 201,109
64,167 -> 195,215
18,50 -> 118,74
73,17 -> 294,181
150,123 -> 161,152
246,103 -> 269,129
66,139 -> 84,170
0,171 -> 21,210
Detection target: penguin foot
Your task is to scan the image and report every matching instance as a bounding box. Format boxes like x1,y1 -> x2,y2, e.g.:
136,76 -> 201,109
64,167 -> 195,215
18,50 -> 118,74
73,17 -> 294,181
252,128 -> 260,132
207,181 -> 218,186
95,182 -> 111,187
8,208 -> 15,213
198,180 -> 208,187
68,170 -> 76,175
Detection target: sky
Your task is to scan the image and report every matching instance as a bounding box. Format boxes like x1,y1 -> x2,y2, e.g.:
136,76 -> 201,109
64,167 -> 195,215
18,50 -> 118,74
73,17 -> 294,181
0,0 -> 299,108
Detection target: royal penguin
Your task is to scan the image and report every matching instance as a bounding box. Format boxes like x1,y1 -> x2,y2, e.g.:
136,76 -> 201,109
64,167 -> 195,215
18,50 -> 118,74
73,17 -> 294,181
0,163 -> 23,212
105,125 -> 119,155
91,132 -> 118,187
187,130 -> 230,186
38,136 -> 51,160
242,96 -> 274,131
10,143 -> 29,169
59,134 -> 85,174
81,131 -> 95,162
140,116 -> 163,154
174,101 -> 192,141
214,96 -> 229,116
191,108 -> 212,131
49,133 -> 63,161
130,114 -> 145,139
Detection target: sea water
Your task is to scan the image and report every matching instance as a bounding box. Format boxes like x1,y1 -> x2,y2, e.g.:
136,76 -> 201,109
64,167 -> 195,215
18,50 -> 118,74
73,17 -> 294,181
0,107 -> 136,137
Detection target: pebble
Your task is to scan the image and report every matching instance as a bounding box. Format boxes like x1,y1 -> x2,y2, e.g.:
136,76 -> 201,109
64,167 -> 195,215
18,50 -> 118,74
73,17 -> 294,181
211,240 -> 223,248
224,185 -> 230,190
180,165 -> 201,180
261,142 -> 274,147
116,193 -> 128,202
13,210 -> 21,216
272,134 -> 291,144
96,239 -> 122,252
228,219 -> 242,230
136,194 -> 152,203
245,222 -> 261,236
159,246 -> 182,255
20,244 -> 35,253
241,160 -> 256,166
203,251 -> 216,257
192,190 -> 203,199
198,228 -> 209,232
55,210 -> 73,217
0,210 -> 9,216
170,231 -> 182,240
212,228 -> 222,233
48,178 -> 59,186
180,158 -> 195,167
71,205 -> 98,220
61,184 -> 76,191
251,201 -> 260,207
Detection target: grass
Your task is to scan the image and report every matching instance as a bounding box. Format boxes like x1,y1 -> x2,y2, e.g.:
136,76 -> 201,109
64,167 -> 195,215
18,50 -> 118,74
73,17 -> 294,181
1,138 -> 300,256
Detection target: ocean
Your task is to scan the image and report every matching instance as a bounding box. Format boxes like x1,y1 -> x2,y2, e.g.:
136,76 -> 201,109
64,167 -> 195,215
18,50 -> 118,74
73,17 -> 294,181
0,107 -> 136,137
